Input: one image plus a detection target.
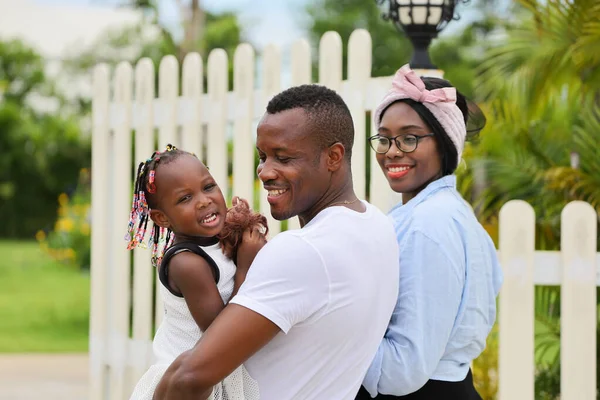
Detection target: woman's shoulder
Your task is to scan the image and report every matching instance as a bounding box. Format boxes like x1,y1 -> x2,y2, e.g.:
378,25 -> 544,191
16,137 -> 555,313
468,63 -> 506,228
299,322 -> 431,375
414,189 -> 466,220
395,190 -> 471,241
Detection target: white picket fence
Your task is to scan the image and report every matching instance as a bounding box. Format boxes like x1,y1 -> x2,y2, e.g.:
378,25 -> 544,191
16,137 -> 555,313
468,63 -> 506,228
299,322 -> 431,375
90,29 -> 599,400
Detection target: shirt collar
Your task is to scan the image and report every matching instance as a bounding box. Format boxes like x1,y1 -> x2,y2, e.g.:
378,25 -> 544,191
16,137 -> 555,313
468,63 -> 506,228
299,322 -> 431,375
389,175 -> 456,216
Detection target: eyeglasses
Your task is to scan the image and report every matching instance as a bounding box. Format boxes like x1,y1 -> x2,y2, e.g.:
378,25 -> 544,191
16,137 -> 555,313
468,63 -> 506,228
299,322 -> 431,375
368,133 -> 435,154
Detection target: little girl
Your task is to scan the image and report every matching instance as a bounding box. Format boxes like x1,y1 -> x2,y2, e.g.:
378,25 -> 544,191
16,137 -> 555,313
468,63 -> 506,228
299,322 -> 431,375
126,144 -> 267,400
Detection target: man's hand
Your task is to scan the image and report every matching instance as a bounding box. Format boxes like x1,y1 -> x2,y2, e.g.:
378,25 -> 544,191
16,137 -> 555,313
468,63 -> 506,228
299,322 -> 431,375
153,304 -> 280,400
153,351 -> 212,400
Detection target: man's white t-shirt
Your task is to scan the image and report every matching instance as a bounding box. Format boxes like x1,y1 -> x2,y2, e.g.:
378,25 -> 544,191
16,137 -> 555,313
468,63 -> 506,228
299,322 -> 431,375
230,201 -> 399,400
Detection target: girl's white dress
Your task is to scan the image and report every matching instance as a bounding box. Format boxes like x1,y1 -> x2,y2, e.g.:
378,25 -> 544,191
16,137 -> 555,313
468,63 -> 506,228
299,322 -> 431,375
129,242 -> 260,400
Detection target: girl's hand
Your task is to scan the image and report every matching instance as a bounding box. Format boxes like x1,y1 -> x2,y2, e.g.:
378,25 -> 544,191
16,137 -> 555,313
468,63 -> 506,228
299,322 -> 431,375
232,196 -> 249,209
236,225 -> 267,270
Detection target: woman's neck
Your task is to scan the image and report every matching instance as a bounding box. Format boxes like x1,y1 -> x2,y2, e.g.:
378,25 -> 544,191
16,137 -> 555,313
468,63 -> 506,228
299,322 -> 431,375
401,192 -> 416,205
401,172 -> 445,205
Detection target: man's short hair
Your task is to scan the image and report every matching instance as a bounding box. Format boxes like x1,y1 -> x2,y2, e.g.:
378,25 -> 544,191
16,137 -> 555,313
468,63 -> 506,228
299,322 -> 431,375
266,84 -> 355,161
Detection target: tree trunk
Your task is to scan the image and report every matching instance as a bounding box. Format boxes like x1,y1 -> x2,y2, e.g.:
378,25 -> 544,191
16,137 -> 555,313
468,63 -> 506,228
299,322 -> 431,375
180,0 -> 206,59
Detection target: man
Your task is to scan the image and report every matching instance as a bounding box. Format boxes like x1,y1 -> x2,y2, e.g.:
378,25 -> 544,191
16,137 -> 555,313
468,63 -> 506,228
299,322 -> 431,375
155,85 -> 399,400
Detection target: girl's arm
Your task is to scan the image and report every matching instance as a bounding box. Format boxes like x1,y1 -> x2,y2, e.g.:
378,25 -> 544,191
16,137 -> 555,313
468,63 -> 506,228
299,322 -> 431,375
168,226 -> 267,330
230,226 -> 267,299
168,252 -> 225,332
220,195 -> 268,300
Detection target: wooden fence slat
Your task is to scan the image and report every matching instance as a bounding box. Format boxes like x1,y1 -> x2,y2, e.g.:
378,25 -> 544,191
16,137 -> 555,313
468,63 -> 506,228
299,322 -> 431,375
109,61 -> 134,400
154,55 -> 179,328
232,44 -> 255,205
291,38 -> 311,86
347,29 -> 371,200
130,58 -> 156,386
286,38 -> 312,231
498,200 -> 535,400
89,63 -> 111,400
318,31 -> 342,92
158,55 -> 179,148
206,49 -> 229,196
260,44 -> 282,237
367,91 -> 396,212
560,201 -> 597,399
181,52 -> 203,156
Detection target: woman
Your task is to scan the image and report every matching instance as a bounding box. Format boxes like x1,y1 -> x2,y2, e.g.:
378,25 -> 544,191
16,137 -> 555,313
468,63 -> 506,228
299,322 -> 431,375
356,65 -> 503,399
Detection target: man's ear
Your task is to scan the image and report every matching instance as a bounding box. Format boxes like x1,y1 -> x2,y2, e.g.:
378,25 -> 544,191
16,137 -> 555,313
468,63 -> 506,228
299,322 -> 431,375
326,142 -> 345,172
150,209 -> 170,229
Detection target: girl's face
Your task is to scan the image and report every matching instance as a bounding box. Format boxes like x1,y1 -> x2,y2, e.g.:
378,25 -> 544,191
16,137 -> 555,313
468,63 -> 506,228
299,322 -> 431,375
376,102 -> 443,204
150,155 -> 227,240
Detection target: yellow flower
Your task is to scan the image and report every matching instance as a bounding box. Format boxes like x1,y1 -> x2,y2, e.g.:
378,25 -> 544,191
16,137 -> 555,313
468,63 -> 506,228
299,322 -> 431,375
81,223 -> 91,236
65,248 -> 76,260
35,230 -> 46,242
55,218 -> 74,232
58,193 -> 69,207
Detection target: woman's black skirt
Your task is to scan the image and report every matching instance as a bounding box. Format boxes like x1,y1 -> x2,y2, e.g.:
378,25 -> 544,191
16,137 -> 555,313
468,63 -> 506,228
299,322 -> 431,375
355,369 -> 482,400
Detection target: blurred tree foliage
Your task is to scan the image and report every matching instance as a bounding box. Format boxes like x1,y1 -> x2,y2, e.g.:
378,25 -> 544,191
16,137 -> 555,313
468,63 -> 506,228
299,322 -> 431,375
0,39 -> 90,238
66,0 -> 245,90
1,2 -> 246,239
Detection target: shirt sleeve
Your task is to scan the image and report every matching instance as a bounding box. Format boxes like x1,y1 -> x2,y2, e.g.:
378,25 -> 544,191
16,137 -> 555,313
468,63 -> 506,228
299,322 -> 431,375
362,229 -> 465,397
229,233 -> 329,334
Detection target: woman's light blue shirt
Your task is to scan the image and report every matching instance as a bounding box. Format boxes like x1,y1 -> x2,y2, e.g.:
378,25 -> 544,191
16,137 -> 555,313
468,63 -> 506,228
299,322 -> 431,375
363,175 -> 503,397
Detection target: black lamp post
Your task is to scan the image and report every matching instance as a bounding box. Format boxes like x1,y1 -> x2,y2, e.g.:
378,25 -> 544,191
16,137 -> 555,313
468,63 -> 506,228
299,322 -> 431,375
376,0 -> 465,69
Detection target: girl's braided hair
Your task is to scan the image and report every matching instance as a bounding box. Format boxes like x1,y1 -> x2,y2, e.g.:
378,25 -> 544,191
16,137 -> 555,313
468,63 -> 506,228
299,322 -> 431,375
125,144 -> 185,266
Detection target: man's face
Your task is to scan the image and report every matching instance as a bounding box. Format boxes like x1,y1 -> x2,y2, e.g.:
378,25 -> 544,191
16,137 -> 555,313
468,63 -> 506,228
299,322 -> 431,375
256,108 -> 331,221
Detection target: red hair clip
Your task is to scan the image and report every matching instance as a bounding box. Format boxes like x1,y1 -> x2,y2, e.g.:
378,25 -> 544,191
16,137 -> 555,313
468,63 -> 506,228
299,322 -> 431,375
147,170 -> 157,193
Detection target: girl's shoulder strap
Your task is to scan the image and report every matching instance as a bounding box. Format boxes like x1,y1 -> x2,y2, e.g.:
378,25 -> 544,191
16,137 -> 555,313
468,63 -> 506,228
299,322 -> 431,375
158,242 -> 221,297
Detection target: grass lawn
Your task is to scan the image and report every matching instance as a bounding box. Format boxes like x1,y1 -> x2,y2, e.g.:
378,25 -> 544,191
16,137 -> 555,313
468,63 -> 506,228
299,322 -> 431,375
0,240 -> 89,352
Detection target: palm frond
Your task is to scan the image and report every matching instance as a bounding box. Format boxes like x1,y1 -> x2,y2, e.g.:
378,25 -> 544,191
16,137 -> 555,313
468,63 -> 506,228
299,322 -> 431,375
477,0 -> 600,107
534,285 -> 561,368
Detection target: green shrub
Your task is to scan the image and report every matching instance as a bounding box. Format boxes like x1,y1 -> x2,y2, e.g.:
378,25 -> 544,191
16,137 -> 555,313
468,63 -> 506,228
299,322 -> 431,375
37,168 -> 91,270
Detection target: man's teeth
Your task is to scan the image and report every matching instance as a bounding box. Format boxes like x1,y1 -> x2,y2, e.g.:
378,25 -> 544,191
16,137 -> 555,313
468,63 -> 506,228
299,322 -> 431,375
388,166 -> 410,172
201,213 -> 217,223
268,189 -> 287,197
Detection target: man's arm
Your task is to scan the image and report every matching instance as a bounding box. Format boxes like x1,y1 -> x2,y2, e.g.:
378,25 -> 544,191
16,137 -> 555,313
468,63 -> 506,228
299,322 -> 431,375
155,233 -> 328,400
154,304 -> 280,400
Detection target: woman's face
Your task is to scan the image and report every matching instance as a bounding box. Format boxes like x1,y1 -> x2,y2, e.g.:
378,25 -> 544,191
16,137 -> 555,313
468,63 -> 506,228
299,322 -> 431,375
376,102 -> 443,203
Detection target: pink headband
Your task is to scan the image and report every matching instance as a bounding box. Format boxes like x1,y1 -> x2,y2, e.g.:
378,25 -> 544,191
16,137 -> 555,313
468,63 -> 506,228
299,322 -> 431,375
373,64 -> 466,167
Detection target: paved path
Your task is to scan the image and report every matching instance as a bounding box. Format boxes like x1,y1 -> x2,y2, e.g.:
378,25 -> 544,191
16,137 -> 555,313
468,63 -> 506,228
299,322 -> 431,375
0,353 -> 88,400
